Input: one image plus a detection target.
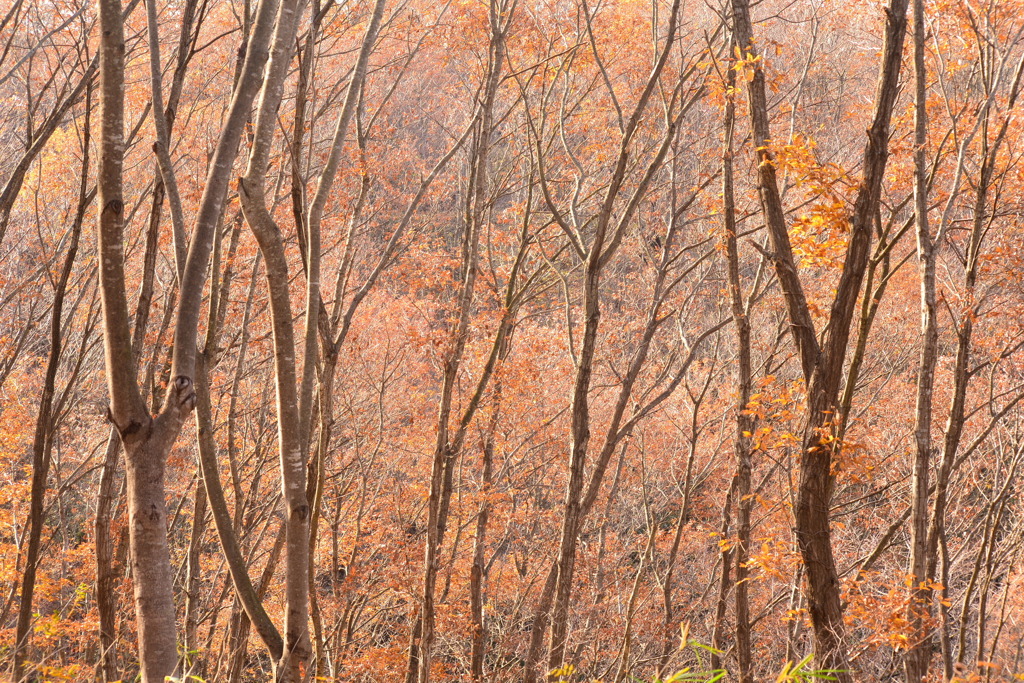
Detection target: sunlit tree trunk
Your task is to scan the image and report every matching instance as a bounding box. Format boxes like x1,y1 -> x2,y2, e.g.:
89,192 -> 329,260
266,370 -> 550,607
95,0 -> 280,671
729,0 -> 908,675
905,0 -> 936,678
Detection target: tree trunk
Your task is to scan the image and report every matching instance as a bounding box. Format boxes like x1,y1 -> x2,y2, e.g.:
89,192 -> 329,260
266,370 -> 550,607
416,7 -> 506,680
721,38 -> 754,682
11,117 -> 89,679
904,0 -> 936,677
729,0 -> 908,674
95,0 -> 281,672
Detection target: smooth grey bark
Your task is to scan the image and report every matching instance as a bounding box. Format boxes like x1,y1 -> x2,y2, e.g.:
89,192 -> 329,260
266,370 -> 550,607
95,0 -> 282,673
238,0 -> 385,677
194,252 -> 285,665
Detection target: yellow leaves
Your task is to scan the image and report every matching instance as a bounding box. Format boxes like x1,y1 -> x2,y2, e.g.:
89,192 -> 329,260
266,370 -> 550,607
755,144 -> 776,170
733,44 -> 763,82
742,424 -> 776,451
549,663 -> 575,681
37,665 -> 83,681
746,537 -> 802,583
903,576 -> 945,593
756,134 -> 857,270
34,612 -> 63,638
548,663 -> 606,683
783,607 -> 807,623
843,572 -> 942,653
774,656 -> 810,682
788,202 -> 851,270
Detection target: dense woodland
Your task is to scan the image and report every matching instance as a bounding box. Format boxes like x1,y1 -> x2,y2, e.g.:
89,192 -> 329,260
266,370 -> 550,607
1,0 -> 1023,680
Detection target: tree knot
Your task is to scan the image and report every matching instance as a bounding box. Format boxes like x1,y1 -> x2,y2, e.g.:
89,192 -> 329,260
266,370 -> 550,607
171,375 -> 197,412
105,405 -> 150,443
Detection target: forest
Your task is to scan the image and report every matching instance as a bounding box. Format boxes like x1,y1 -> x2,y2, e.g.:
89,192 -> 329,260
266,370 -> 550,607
0,0 -> 1023,680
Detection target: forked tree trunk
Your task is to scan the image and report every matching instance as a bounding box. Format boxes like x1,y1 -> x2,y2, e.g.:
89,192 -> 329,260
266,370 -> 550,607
414,7 -> 510,681
729,0 -> 908,676
95,0 -> 281,673
541,5 -> 687,674
239,0 -> 386,677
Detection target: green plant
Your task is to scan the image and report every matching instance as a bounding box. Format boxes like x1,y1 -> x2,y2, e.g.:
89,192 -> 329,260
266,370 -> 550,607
638,624 -> 727,683
774,655 -> 843,682
549,625 -> 845,683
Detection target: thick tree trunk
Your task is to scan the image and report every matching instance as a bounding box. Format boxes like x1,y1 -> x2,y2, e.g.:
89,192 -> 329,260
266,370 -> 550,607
95,0 -> 280,672
124,433 -> 185,680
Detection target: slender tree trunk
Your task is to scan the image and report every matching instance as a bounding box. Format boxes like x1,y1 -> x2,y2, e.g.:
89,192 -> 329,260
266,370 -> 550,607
721,36 -> 754,682
547,253 -> 604,674
470,373 -> 502,682
924,52 -> 1024,679
541,4 -> 686,672
710,478 -> 736,673
0,51 -> 97,248
183,478 -> 209,674
94,430 -> 122,682
613,522 -> 657,682
416,8 -> 507,680
11,114 -> 89,680
905,0 -> 936,677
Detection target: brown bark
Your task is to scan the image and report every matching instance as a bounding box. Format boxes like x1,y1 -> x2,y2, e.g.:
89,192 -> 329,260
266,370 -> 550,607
540,5 -> 689,674
730,0 -> 909,675
93,3 -> 197,667
721,41 -> 754,681
710,477 -> 736,673
0,52 -> 97,247
904,0 -> 935,678
413,7 -> 511,682
470,381 -> 501,683
183,478 -> 209,674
